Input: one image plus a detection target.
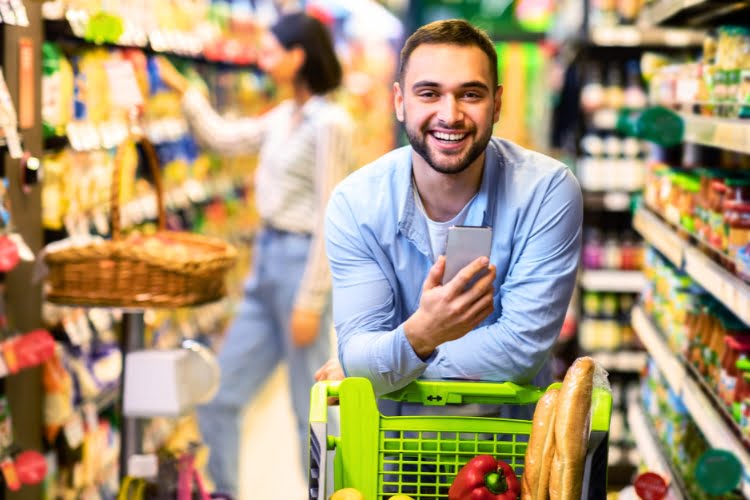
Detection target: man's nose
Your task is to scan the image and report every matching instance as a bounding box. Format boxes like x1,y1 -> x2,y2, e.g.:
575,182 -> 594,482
437,96 -> 463,126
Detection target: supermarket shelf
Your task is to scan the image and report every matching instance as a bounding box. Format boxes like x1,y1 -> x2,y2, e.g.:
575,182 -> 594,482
591,350 -> 648,374
44,19 -> 254,68
680,112 -> 750,155
583,191 -> 635,212
626,390 -> 686,499
580,270 -> 645,293
639,0 -> 750,27
633,207 -> 685,268
589,25 -> 705,47
577,158 -> 645,194
631,305 -> 750,496
633,206 -> 750,326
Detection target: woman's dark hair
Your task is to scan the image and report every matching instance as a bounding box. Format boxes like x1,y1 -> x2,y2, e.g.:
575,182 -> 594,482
399,19 -> 498,88
270,12 -> 342,95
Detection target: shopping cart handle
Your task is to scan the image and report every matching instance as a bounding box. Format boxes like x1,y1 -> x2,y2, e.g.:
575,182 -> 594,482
382,378 -> 545,406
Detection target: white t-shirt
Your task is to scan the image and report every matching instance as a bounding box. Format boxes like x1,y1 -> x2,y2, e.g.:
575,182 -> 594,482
413,180 -> 476,259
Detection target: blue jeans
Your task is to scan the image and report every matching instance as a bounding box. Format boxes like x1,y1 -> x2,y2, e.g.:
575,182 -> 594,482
197,227 -> 332,496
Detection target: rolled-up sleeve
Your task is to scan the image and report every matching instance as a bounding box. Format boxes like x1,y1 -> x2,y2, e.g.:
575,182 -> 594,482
181,88 -> 271,156
423,168 -> 583,383
325,191 -> 434,396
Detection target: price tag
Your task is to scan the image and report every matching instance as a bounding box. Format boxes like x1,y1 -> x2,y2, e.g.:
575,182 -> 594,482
104,60 -> 143,110
695,450 -> 742,495
634,472 -> 668,500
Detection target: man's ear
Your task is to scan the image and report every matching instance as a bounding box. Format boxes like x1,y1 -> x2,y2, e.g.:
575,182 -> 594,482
493,85 -> 503,123
394,82 -> 405,123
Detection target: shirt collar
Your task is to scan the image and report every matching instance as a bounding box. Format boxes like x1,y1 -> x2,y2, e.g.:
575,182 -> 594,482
398,139 -> 501,256
297,94 -> 328,119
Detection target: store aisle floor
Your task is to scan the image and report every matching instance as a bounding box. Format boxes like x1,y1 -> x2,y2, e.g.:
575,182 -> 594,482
239,364 -> 307,500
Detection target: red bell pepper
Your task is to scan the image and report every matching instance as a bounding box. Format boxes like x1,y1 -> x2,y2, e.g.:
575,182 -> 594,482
448,455 -> 520,500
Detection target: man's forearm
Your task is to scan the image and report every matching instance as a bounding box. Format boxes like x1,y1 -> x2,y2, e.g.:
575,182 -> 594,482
339,324 -> 434,396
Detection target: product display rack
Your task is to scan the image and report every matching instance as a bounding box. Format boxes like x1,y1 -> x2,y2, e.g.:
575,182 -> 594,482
2,1 -> 45,499
620,1 -> 750,493
632,305 -> 750,496
679,112 -> 750,155
588,24 -> 706,47
639,0 -> 750,27
580,269 -> 647,293
634,206 -> 750,326
43,18 -> 253,69
626,387 -> 687,499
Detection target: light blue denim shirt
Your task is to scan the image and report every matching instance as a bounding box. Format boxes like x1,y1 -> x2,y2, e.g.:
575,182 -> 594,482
325,137 -> 582,397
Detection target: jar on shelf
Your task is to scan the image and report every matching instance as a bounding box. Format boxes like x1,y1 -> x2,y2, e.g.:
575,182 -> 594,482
663,171 -> 682,226
708,178 -> 729,252
738,42 -> 750,118
723,177 -> 750,265
644,162 -> 668,212
738,244 -> 750,282
719,334 -> 750,406
710,307 -> 750,388
735,360 -> 750,431
676,172 -> 700,234
695,169 -> 721,244
715,26 -> 750,117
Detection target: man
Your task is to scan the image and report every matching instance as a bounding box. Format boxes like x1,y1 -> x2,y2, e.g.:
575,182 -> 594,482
319,19 -> 582,397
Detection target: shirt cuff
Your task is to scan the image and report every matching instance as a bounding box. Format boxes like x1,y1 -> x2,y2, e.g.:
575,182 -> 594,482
372,326 -> 434,391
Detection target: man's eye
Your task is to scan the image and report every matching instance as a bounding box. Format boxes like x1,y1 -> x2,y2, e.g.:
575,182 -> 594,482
463,92 -> 481,99
418,91 -> 438,98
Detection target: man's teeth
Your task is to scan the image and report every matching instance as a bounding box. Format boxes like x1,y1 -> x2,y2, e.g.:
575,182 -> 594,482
433,132 -> 466,141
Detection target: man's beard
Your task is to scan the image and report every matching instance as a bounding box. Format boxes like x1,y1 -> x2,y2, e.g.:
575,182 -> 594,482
405,119 -> 492,175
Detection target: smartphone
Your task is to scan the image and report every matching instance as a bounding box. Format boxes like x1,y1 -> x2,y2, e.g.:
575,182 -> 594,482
442,226 -> 493,286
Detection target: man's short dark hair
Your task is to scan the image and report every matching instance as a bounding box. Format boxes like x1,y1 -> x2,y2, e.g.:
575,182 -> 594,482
398,19 -> 498,88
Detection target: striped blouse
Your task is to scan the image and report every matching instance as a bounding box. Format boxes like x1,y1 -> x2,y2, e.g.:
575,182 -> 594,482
182,88 -> 354,313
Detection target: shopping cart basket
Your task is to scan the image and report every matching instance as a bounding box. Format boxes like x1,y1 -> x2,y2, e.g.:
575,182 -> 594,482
308,377 -> 612,500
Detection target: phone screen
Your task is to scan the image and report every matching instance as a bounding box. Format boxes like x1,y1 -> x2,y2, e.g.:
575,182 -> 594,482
442,226 -> 493,286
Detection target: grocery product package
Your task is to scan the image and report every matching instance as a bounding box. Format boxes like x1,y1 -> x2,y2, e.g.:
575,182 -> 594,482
522,356 -> 611,500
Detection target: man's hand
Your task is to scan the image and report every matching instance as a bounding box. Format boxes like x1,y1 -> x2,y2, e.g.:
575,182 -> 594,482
404,255 -> 496,359
155,56 -> 189,95
290,308 -> 322,347
314,358 -> 345,405
315,358 -> 345,382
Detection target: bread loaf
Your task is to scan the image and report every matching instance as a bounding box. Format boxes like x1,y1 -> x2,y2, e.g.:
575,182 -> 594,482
548,357 -> 595,500
521,388 -> 559,500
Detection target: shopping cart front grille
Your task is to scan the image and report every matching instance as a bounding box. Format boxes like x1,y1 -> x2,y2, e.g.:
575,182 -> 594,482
377,416 -> 530,499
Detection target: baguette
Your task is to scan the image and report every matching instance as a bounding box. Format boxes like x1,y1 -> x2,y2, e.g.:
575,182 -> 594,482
549,357 -> 595,500
521,388 -> 559,500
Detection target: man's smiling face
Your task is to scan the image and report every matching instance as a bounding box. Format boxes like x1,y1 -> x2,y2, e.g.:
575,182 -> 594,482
394,43 -> 502,175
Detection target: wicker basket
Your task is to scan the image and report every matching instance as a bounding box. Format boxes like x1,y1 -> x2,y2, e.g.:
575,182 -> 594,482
44,139 -> 238,309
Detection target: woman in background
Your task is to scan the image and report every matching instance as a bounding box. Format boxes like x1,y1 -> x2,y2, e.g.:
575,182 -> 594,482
157,11 -> 352,496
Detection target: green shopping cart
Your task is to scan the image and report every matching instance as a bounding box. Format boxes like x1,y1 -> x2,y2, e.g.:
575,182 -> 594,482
308,377 -> 612,500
